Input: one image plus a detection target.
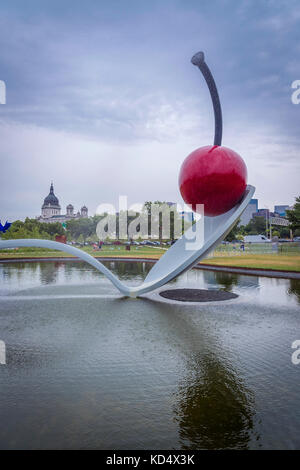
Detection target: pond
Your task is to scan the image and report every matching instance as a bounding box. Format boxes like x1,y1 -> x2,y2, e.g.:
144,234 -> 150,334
0,260 -> 299,449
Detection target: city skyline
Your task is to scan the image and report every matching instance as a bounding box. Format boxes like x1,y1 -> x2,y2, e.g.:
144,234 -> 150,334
35,182 -> 291,227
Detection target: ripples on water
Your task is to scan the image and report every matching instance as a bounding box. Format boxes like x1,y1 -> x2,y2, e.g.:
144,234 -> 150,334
0,260 -> 299,449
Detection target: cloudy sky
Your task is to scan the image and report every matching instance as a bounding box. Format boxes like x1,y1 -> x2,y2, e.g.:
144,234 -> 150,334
0,0 -> 299,221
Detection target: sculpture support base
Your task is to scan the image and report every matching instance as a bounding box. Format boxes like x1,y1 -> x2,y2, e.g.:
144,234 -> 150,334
159,288 -> 238,302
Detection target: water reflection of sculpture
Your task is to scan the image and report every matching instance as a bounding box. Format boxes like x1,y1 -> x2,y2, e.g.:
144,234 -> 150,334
169,308 -> 260,449
173,351 -> 259,449
143,300 -> 260,449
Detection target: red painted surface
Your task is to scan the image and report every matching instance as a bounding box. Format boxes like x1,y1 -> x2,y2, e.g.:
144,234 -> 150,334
55,235 -> 67,244
179,145 -> 247,216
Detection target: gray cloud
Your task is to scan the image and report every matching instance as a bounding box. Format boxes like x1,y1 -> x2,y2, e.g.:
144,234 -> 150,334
0,0 -> 299,221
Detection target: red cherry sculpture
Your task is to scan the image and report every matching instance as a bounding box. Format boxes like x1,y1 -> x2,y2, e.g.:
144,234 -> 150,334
179,52 -> 247,217
179,145 -> 247,216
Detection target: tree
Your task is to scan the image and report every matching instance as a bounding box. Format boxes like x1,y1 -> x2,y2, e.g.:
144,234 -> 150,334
0,218 -> 63,240
279,227 -> 290,238
225,221 -> 242,242
143,201 -> 183,240
40,222 -> 64,237
225,218 -> 266,242
286,196 -> 300,232
244,216 -> 267,235
66,218 -> 93,242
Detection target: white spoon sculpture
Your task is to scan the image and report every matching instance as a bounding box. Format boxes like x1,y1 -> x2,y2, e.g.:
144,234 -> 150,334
0,51 -> 255,297
0,185 -> 254,297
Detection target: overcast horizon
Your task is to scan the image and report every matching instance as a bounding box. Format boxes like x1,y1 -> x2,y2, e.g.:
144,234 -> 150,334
0,0 -> 300,221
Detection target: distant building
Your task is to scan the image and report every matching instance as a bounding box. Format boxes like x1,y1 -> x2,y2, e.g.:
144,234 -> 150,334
274,205 -> 290,217
254,208 -> 273,221
240,198 -> 258,226
240,201 -> 292,227
37,182 -> 88,224
41,182 -> 61,219
254,208 -> 280,221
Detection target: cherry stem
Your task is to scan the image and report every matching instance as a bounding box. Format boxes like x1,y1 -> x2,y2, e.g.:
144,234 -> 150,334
191,51 -> 223,146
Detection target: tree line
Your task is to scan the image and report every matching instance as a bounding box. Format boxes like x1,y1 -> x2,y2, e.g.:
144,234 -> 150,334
1,196 -> 299,242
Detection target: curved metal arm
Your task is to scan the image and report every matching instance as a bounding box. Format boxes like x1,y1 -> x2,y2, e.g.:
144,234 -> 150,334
191,51 -> 223,146
0,186 -> 255,297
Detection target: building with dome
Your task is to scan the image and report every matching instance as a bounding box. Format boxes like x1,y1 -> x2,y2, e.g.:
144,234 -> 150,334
37,183 -> 88,224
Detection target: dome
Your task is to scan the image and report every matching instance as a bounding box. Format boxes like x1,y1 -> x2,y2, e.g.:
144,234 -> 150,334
67,204 -> 74,209
42,183 -> 60,208
81,205 -> 88,211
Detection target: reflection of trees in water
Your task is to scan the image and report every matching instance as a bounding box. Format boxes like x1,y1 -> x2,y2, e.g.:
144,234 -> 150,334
102,261 -> 152,280
203,270 -> 260,292
174,352 -> 258,449
39,262 -> 63,284
288,279 -> 300,304
64,261 -> 78,279
202,270 -> 216,285
214,272 -> 239,291
1,262 -> 39,284
40,260 -> 153,283
202,270 -> 240,291
1,260 -> 155,286
3,262 -> 38,277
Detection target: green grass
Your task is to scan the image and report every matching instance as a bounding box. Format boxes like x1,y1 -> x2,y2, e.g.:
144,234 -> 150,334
1,245 -> 300,272
0,245 -> 165,260
85,245 -> 165,259
214,242 -> 300,255
201,254 -> 300,272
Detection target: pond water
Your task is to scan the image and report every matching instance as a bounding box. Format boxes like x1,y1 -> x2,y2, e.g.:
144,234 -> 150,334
0,260 -> 299,450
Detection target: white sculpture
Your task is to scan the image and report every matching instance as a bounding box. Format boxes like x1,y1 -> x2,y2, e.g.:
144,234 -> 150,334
0,185 -> 255,297
0,51 -> 256,297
